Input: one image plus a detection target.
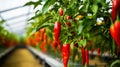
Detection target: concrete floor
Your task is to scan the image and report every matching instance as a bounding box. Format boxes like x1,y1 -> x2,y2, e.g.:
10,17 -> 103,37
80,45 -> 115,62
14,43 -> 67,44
1,48 -> 43,67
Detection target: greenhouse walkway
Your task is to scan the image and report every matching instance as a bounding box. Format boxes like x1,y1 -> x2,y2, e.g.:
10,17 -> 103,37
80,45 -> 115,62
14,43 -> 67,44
0,47 -> 43,67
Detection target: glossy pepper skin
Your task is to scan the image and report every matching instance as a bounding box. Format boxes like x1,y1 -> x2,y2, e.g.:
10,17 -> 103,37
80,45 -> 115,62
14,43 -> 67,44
85,49 -> 89,66
114,20 -> 120,47
81,47 -> 85,65
110,19 -> 120,48
62,44 -> 70,67
54,22 -> 61,42
110,24 -> 116,42
112,0 -> 120,22
58,8 -> 64,16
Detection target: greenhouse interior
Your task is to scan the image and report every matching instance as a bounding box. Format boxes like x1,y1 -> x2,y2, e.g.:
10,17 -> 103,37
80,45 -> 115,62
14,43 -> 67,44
0,0 -> 120,67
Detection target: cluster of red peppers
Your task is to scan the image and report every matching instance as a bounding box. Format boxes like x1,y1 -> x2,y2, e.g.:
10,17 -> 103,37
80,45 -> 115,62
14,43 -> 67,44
110,0 -> 120,48
81,47 -> 89,66
53,8 -> 70,67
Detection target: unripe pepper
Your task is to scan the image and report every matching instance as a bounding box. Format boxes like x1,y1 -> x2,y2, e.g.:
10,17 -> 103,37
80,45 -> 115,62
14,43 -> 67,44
54,22 -> 61,42
62,44 -> 70,67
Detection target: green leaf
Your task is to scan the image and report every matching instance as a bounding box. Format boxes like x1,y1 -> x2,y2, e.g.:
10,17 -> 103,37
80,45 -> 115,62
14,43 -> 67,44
0,20 -> 5,25
42,0 -> 56,14
81,0 -> 90,12
29,13 -> 42,20
24,0 -> 42,9
79,39 -> 87,47
36,23 -> 54,31
78,24 -> 84,35
82,39 -> 87,47
110,60 -> 120,67
91,4 -> 98,17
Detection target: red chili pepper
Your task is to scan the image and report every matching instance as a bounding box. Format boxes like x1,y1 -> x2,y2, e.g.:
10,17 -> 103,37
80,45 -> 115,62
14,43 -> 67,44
52,40 -> 57,50
97,48 -> 100,56
54,22 -> 61,42
57,39 -> 61,51
66,16 -> 71,20
110,23 -> 117,42
34,31 -> 40,42
66,21 -> 71,26
62,44 -> 70,67
112,0 -> 120,21
40,28 -> 45,41
58,8 -> 64,16
114,20 -> 120,47
85,49 -> 89,66
81,47 -> 85,65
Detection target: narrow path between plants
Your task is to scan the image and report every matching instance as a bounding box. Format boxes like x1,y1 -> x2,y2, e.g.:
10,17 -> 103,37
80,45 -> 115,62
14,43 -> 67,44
1,48 -> 43,67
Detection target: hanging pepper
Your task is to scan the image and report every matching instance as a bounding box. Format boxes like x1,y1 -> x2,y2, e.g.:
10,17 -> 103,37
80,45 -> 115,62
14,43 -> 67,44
52,40 -> 57,50
62,44 -> 70,67
81,47 -> 85,65
57,39 -> 61,51
54,22 -> 61,42
85,49 -> 89,66
58,8 -> 64,16
66,21 -> 71,26
97,48 -> 100,56
34,31 -> 40,42
110,16 -> 120,48
114,20 -> 120,47
40,28 -> 45,41
111,0 -> 120,21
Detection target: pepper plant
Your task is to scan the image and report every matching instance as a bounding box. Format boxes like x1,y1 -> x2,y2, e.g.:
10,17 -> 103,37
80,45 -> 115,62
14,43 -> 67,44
25,0 -> 120,66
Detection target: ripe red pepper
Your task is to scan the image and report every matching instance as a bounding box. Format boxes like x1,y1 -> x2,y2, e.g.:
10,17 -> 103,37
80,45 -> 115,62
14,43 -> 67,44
40,41 -> 47,53
58,8 -> 64,16
40,28 -> 45,41
66,22 -> 71,26
62,44 -> 70,67
81,47 -> 85,65
97,48 -> 100,56
111,0 -> 120,21
34,31 -> 40,42
114,20 -> 120,47
57,39 -> 61,51
66,16 -> 71,20
110,23 -> 117,42
54,22 -> 61,42
52,40 -> 57,50
85,49 -> 89,66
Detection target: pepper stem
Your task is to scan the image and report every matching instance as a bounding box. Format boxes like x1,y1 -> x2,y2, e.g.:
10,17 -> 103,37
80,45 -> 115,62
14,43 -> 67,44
109,17 -> 113,26
116,13 -> 120,22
